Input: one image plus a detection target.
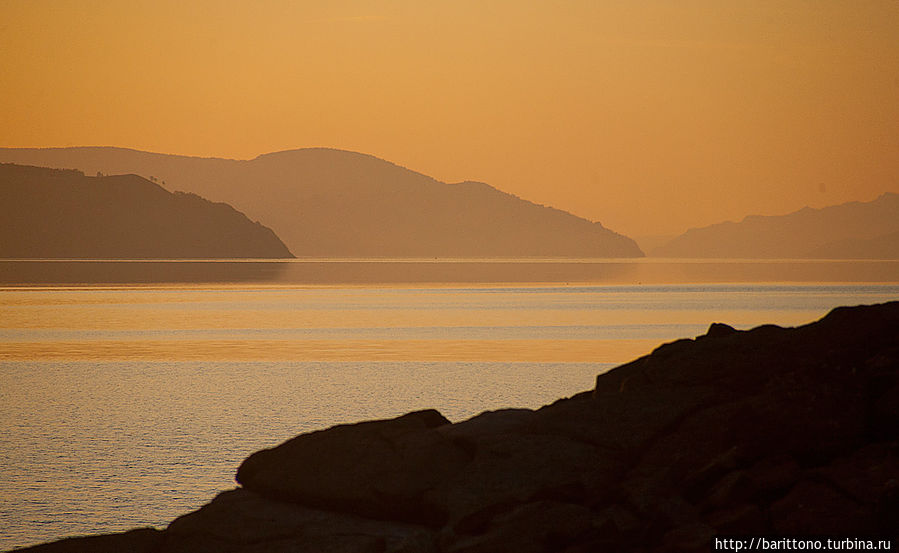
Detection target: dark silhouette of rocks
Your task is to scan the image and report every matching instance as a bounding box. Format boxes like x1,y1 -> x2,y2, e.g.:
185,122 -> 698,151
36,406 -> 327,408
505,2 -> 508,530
0,163 -> 292,258
0,147 -> 643,258
9,528 -> 163,553
9,301 -> 899,552
235,409 -> 467,527
653,193 -> 899,258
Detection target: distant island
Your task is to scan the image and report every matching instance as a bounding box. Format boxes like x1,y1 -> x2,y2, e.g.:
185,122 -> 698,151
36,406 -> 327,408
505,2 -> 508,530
0,147 -> 643,258
11,301 -> 899,552
654,193 -> 899,259
0,163 -> 293,259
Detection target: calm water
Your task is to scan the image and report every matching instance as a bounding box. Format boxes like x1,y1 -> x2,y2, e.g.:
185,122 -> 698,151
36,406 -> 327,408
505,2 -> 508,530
1,261 -> 898,549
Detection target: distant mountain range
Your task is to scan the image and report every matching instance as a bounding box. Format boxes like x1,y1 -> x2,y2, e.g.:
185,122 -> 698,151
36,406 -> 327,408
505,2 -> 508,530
0,163 -> 292,258
653,192 -> 899,259
0,147 -> 643,258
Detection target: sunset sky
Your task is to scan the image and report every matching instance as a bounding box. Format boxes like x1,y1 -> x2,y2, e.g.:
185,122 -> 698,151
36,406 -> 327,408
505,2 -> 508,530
2,1 -> 898,237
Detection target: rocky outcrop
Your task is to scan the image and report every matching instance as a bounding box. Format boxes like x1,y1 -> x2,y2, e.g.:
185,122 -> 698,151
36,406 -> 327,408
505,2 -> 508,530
9,528 -> 164,553
235,409 -> 468,526
11,301 -> 899,552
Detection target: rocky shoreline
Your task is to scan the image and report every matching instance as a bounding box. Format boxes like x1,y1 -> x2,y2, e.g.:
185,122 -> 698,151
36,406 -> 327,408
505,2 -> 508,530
12,302 -> 899,552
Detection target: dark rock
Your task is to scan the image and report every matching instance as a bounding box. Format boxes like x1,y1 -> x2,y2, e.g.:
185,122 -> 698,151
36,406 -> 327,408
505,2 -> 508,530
705,503 -> 766,534
701,470 -> 753,511
683,447 -> 744,502
162,488 -> 435,553
659,522 -> 715,553
876,479 -> 899,533
236,409 -> 467,527
444,501 -> 595,553
770,480 -> 875,534
9,528 -> 163,553
814,443 -> 899,504
439,408 -> 536,444
622,470 -> 704,532
702,322 -> 738,339
745,455 -> 802,500
432,432 -> 621,527
591,504 -> 643,538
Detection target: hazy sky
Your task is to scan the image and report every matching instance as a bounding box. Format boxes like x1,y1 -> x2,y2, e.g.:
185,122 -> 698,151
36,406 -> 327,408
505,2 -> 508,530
2,1 -> 898,236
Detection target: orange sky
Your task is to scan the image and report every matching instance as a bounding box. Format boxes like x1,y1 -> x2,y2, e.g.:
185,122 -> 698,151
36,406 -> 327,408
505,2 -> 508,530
2,1 -> 898,237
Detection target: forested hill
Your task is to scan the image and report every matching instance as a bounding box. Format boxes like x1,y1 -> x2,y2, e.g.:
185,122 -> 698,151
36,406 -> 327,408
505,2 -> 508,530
0,163 -> 293,258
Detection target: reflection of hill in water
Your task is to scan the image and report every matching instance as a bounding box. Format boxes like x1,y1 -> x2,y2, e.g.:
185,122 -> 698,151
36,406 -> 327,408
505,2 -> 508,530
3,259 -> 899,286
0,260 -> 290,285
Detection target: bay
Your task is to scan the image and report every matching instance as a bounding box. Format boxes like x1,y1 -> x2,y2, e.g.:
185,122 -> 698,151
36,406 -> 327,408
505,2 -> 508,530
1,260 -> 898,549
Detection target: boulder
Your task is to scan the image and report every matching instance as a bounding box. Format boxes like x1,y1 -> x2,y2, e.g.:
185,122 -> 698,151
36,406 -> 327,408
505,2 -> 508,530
235,409 -> 470,526
163,488 -> 436,553
7,528 -> 163,553
769,480 -> 875,535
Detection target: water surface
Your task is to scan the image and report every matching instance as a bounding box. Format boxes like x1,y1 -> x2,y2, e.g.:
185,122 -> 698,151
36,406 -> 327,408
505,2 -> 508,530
1,264 -> 898,549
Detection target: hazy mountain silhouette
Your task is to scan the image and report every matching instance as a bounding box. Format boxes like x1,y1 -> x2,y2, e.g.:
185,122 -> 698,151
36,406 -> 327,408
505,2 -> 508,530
0,147 -> 643,258
0,163 -> 292,258
653,193 -> 899,258
807,229 -> 899,260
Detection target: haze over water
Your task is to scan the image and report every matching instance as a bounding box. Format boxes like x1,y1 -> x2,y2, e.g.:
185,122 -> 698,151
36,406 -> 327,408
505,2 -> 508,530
1,259 -> 898,549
